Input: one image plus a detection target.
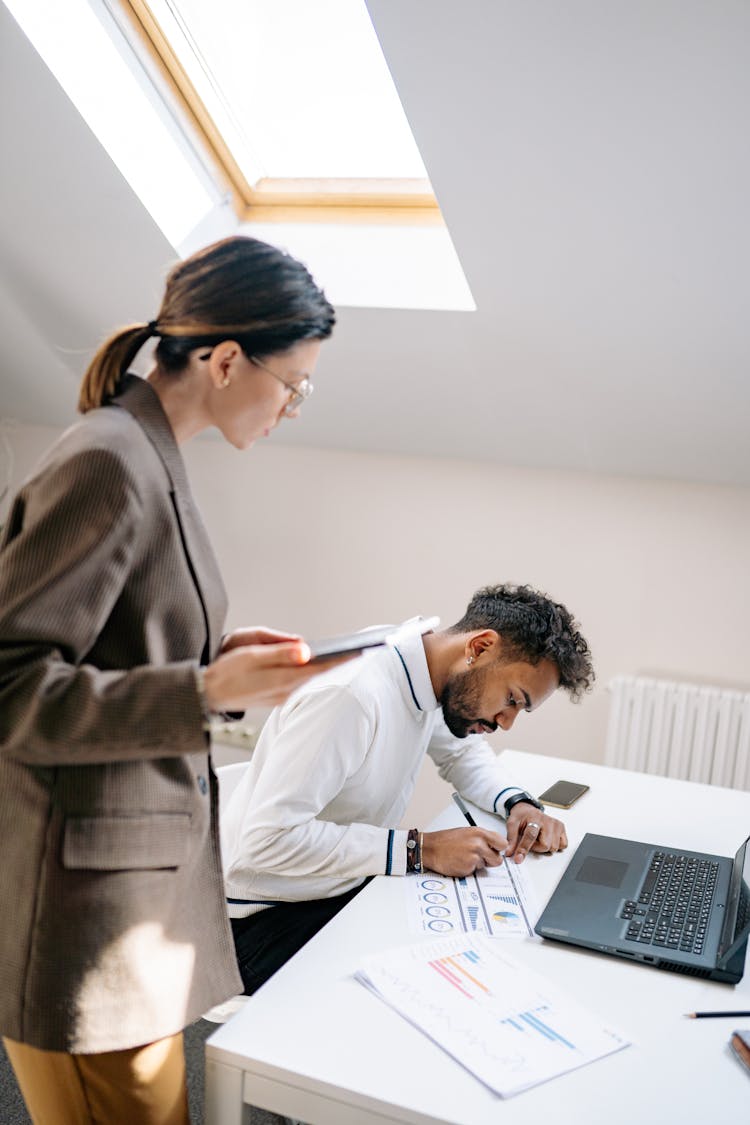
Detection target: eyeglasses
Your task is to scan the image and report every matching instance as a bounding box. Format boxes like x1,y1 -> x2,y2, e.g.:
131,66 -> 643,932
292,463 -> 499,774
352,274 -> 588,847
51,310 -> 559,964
249,355 -> 314,417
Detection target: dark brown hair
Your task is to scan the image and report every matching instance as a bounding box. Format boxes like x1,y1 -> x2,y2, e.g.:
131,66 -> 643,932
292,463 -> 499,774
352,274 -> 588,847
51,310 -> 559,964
449,583 -> 595,701
78,236 -> 335,413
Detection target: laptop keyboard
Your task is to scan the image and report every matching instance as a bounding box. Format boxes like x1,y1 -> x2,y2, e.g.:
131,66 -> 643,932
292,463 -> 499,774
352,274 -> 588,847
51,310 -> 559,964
619,851 -> 719,956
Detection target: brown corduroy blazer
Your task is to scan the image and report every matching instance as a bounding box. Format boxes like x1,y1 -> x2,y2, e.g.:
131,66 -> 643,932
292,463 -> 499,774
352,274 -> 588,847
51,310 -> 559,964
0,375 -> 241,1052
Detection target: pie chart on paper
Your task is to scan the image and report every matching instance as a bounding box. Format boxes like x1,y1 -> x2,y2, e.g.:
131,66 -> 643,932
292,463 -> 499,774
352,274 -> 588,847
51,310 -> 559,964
492,910 -> 520,925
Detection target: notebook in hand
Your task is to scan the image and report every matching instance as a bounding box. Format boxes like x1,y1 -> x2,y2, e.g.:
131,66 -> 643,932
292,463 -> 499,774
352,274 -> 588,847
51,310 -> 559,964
535,831 -> 750,983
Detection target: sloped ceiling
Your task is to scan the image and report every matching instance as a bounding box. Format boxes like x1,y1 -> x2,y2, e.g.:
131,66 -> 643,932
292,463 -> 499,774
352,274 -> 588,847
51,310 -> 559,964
1,0 -> 749,485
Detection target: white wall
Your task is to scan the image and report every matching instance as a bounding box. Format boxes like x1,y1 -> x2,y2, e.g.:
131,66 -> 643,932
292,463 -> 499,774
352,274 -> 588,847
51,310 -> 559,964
4,422 -> 750,823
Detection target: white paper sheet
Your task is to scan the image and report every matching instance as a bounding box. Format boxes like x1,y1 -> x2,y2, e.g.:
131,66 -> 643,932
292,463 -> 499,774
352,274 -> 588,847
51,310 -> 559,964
406,857 -> 539,938
356,934 -> 631,1098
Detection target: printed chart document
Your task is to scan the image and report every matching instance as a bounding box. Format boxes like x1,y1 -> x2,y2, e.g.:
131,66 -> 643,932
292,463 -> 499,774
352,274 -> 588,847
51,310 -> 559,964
355,934 -> 630,1097
406,857 -> 539,938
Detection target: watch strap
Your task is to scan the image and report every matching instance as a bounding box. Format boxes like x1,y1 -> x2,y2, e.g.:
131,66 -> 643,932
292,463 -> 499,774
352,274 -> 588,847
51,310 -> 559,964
503,790 -> 545,816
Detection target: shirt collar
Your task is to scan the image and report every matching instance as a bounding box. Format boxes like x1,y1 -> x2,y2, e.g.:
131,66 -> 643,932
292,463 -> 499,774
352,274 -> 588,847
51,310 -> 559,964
391,618 -> 439,713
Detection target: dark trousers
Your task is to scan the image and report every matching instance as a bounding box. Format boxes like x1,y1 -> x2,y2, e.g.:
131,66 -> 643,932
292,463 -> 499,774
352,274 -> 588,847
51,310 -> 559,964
230,880 -> 370,995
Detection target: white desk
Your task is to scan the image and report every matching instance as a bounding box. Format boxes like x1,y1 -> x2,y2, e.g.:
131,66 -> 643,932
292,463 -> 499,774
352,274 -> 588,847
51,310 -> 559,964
205,750 -> 750,1124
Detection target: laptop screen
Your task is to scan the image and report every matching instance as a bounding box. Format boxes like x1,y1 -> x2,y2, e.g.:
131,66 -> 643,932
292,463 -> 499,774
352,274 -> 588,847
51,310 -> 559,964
719,835 -> 750,960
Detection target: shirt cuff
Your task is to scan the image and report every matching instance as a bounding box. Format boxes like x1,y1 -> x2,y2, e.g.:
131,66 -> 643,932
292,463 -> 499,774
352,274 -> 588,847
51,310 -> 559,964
493,786 -> 524,817
193,665 -> 213,734
389,829 -> 410,875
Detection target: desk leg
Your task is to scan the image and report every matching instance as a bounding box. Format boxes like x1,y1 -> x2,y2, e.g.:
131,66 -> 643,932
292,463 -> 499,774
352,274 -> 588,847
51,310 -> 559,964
205,1056 -> 247,1125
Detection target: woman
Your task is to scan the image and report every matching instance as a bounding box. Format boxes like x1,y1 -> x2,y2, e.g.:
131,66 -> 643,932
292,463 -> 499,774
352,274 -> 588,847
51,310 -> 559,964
0,235 -> 340,1123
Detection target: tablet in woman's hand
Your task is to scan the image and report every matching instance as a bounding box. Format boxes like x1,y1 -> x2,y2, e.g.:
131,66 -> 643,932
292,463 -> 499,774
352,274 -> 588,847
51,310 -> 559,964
307,617 -> 441,663
307,625 -> 397,662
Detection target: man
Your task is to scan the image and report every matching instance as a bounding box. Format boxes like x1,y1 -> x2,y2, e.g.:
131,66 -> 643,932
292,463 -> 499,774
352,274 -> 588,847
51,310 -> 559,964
221,583 -> 594,994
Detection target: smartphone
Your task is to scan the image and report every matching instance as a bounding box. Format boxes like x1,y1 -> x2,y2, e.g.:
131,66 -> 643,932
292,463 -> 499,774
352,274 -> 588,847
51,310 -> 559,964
307,624 -> 397,662
537,780 -> 590,809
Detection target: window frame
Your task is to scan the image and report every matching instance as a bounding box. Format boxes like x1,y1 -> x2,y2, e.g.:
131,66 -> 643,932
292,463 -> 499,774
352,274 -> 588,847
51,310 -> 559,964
120,0 -> 443,226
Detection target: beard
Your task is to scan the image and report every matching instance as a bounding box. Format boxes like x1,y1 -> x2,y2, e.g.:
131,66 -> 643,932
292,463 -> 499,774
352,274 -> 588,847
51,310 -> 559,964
440,665 -> 498,739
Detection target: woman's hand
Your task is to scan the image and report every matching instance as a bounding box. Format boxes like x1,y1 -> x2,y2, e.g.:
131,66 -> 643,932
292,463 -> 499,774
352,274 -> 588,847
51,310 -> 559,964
204,634 -> 348,711
219,626 -> 304,653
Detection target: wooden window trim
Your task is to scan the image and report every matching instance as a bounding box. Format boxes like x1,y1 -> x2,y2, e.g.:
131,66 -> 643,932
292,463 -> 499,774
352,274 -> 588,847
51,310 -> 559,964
121,0 -> 442,225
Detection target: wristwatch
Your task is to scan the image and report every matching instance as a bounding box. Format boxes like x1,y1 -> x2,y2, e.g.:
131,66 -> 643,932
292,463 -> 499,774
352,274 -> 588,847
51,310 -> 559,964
503,790 -> 545,817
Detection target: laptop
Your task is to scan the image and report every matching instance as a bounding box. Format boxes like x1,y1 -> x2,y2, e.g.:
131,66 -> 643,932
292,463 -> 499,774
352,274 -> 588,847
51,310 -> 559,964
535,831 -> 750,983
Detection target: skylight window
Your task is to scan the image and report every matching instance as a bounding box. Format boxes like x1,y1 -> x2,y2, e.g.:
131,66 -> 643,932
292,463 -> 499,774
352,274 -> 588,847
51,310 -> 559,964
145,0 -> 429,182
122,0 -> 439,220
7,0 -> 475,310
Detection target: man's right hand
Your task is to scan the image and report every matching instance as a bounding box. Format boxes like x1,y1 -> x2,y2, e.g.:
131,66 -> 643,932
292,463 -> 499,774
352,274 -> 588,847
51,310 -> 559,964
421,827 -> 507,877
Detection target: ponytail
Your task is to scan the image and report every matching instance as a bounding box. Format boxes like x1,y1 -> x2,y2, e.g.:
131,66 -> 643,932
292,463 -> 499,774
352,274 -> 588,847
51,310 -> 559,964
77,236 -> 335,413
77,323 -> 155,414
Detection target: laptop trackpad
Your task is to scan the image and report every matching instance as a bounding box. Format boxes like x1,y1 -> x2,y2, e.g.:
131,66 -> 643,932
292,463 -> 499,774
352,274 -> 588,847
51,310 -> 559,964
575,856 -> 629,889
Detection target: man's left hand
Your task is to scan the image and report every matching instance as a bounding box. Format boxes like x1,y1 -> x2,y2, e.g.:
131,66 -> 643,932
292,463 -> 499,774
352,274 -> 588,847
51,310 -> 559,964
504,803 -> 567,864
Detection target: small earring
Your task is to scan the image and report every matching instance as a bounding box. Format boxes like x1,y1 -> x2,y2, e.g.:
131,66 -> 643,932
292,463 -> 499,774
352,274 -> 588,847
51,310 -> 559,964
466,656 -> 474,666
220,374 -> 231,388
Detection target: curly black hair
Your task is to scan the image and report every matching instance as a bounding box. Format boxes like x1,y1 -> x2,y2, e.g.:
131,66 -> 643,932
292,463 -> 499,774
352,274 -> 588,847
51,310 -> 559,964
448,583 -> 594,702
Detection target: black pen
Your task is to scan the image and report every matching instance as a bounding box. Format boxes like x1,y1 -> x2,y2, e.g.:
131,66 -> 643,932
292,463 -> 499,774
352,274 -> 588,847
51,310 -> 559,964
451,791 -> 477,827
685,1010 -> 750,1019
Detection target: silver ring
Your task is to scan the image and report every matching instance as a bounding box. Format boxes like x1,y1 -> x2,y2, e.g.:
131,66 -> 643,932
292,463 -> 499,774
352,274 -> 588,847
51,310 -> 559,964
528,822 -> 541,832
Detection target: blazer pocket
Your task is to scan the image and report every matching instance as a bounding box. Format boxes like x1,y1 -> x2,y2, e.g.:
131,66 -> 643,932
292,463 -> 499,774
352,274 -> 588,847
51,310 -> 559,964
62,813 -> 192,871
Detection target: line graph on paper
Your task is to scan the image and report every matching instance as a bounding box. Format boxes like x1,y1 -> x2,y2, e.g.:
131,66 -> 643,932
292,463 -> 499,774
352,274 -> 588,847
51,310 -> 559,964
407,858 -> 539,938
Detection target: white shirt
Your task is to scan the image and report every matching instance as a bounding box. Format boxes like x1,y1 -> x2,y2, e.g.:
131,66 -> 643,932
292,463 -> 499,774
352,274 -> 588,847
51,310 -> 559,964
221,627 -> 528,916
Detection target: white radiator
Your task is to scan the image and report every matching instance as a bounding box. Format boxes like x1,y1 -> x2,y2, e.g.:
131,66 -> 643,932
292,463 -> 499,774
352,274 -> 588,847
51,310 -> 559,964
605,675 -> 750,789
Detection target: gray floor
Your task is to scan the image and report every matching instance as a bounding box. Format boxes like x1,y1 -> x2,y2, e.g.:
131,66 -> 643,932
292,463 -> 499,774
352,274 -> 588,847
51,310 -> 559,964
0,1020 -> 287,1124
0,1038 -> 29,1124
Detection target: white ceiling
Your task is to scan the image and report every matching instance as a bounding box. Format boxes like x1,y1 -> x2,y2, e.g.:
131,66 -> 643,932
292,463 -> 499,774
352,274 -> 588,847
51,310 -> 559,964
1,0 -> 749,486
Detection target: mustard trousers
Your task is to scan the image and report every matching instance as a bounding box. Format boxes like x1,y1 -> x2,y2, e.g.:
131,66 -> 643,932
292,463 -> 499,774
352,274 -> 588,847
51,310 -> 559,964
3,1034 -> 190,1125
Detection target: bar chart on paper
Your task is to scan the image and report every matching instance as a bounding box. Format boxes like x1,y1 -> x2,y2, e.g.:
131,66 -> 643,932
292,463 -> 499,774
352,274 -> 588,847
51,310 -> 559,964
356,935 -> 630,1097
501,1005 -> 577,1048
407,858 -> 538,937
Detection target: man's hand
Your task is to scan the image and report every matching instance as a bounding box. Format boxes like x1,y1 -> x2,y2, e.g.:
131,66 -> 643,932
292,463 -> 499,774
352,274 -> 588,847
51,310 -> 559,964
421,827 -> 507,877
504,803 -> 568,864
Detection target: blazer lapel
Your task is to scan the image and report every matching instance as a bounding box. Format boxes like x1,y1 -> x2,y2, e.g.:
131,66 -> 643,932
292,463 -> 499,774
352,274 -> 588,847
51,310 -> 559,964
112,375 -> 228,659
